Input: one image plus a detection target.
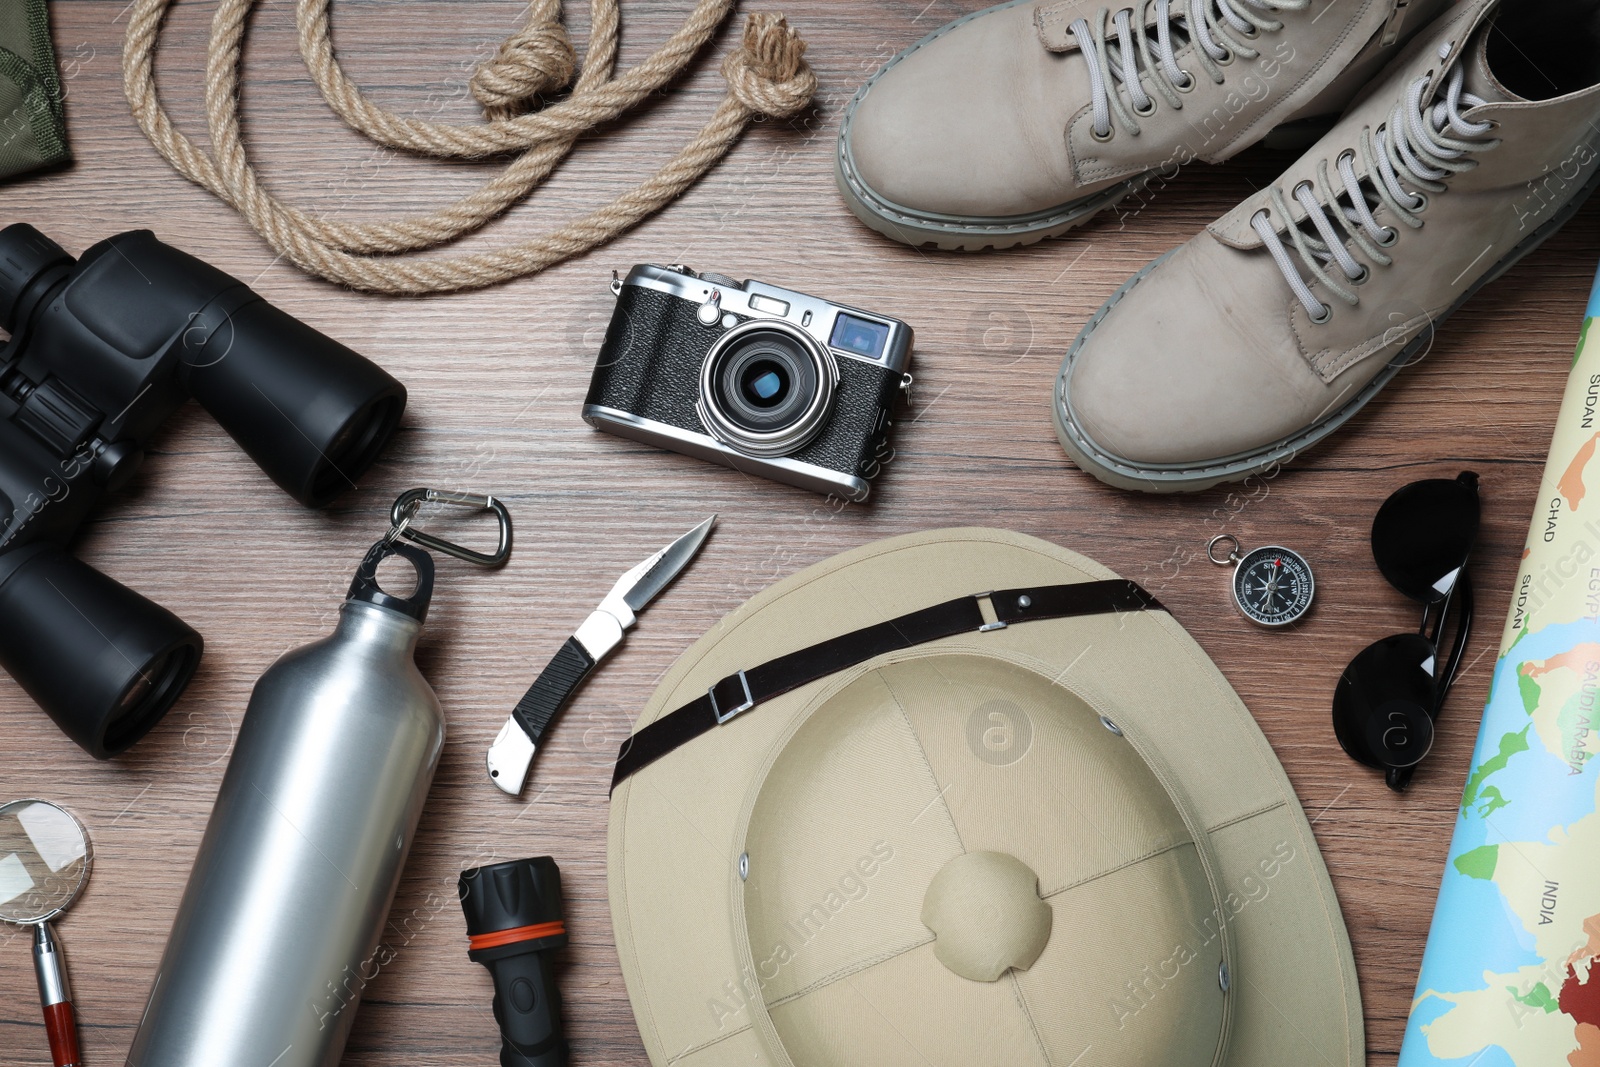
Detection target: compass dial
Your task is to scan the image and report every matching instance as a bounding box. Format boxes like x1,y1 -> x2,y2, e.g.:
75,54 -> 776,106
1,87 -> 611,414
1232,546 -> 1315,627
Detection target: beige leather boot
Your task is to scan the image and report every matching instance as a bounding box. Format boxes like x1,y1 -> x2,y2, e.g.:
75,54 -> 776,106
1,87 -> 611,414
836,0 -> 1449,250
1055,0 -> 1600,492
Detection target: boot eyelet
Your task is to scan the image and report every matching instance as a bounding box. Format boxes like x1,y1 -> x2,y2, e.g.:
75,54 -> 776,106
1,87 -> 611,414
1410,192 -> 1430,212
1091,125 -> 1114,143
1133,98 -> 1157,117
1239,23 -> 1261,39
1215,48 -> 1235,65
1310,304 -> 1332,325
1378,227 -> 1399,247
1350,266 -> 1370,286
1174,72 -> 1196,93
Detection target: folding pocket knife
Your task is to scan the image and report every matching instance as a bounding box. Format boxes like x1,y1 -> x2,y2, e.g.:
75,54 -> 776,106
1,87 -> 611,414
486,516 -> 715,795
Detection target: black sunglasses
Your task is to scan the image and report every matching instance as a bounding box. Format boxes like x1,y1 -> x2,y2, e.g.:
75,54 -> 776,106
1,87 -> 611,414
1332,472 -> 1481,792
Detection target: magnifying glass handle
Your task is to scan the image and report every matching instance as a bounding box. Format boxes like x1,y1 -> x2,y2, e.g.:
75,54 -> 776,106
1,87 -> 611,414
33,922 -> 81,1067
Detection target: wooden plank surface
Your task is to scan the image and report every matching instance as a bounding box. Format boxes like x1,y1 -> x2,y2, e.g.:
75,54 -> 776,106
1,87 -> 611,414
1,1 -> 1595,1063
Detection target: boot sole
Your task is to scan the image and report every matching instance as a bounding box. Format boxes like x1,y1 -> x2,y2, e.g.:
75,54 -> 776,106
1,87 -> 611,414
1054,158 -> 1600,494
834,148 -> 1150,252
834,0 -> 1147,252
834,2 -> 1366,251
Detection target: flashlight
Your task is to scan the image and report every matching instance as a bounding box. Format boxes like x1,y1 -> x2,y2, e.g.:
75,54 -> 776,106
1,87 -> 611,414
459,857 -> 569,1067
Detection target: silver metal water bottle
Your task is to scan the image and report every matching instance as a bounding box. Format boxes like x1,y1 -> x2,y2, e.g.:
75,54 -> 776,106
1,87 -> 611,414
127,540 -> 445,1067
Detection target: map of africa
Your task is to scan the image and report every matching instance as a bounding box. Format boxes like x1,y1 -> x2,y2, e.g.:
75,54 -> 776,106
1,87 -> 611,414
1400,290 -> 1600,1067
1403,624 -> 1600,1066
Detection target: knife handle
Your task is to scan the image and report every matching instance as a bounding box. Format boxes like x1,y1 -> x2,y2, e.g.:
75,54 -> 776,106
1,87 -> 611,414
512,637 -> 596,748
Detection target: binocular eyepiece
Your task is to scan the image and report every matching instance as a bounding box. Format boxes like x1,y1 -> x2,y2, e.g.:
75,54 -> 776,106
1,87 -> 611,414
0,223 -> 407,757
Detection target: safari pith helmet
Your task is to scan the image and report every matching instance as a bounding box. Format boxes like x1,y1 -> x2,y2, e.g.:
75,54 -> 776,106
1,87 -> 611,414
608,528 -> 1360,1067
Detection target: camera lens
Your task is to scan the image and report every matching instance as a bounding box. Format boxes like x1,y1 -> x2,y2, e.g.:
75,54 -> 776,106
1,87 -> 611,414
740,360 -> 791,409
715,332 -> 815,436
698,322 -> 837,457
717,337 -> 814,434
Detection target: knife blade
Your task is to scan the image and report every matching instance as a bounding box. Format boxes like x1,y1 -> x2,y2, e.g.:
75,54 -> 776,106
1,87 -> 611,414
487,516 -> 715,795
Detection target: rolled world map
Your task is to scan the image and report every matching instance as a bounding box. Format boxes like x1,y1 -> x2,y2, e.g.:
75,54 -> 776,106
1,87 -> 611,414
1400,263 -> 1600,1067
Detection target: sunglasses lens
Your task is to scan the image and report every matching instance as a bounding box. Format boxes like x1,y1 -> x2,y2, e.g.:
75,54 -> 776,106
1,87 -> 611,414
1371,476 -> 1480,603
1333,633 -> 1438,770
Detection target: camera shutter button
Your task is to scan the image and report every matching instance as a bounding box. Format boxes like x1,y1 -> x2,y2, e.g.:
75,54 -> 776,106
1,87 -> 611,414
696,290 -> 722,326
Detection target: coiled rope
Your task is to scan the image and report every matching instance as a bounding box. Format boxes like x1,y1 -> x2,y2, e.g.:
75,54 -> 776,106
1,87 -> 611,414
122,0 -> 817,293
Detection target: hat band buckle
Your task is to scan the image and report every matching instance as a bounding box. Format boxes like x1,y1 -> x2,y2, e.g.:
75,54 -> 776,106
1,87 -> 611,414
709,670 -> 756,724
976,591 -> 1008,632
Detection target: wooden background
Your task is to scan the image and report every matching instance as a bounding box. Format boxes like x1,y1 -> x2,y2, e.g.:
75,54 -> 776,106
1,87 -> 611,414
0,0 -> 1594,1063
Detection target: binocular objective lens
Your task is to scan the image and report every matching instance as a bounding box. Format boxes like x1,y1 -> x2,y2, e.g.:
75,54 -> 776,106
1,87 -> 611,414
103,645 -> 199,754
306,396 -> 405,508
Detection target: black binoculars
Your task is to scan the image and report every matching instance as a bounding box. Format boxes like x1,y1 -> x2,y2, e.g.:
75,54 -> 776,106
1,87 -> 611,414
0,224 -> 406,758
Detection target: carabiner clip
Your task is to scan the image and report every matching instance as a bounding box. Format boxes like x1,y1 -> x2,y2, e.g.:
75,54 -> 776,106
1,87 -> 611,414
388,488 -> 513,568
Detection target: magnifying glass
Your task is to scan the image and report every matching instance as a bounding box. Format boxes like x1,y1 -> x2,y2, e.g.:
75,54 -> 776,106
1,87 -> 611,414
0,799 -> 91,1067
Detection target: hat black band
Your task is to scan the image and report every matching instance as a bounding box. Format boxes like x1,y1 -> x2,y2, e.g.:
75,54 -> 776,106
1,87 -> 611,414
611,579 -> 1162,791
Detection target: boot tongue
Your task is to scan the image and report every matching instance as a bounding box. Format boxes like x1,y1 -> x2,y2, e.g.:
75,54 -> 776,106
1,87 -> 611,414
1456,15 -> 1527,105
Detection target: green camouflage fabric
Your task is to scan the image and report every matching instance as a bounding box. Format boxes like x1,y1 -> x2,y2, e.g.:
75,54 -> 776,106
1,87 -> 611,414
0,0 -> 68,181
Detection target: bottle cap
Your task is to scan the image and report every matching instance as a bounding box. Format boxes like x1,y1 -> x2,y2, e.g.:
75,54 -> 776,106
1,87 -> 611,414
346,540 -> 434,623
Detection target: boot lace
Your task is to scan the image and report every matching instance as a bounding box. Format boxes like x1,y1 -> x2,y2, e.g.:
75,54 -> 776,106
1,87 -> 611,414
1253,43 -> 1500,324
1070,0 -> 1310,140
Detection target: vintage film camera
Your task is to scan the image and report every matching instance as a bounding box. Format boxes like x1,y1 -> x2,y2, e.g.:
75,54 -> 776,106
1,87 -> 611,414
583,265 -> 914,501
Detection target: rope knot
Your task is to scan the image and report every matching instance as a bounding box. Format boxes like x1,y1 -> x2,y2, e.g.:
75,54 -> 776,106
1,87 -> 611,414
721,12 -> 816,120
471,10 -> 577,113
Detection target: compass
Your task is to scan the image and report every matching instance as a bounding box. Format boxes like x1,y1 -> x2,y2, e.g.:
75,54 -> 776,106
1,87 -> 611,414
1208,535 -> 1315,627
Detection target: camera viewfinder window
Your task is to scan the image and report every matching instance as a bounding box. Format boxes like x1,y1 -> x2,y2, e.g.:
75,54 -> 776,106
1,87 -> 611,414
829,313 -> 891,360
